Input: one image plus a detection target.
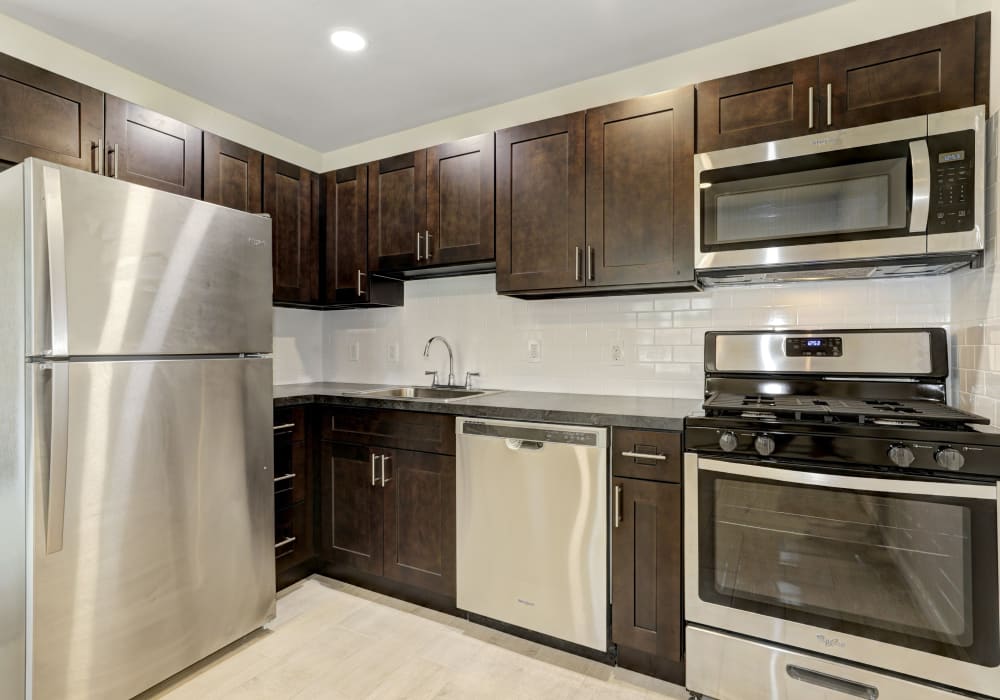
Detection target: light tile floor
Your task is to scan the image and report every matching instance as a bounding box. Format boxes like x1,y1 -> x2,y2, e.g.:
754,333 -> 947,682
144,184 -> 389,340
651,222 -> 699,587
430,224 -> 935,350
140,575 -> 689,700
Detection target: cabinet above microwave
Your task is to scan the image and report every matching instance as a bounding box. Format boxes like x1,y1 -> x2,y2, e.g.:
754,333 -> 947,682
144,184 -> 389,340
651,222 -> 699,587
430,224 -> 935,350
694,106 -> 985,287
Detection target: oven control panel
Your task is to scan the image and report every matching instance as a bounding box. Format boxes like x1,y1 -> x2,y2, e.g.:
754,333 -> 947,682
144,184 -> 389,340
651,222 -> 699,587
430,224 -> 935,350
785,336 -> 843,357
927,130 -> 976,234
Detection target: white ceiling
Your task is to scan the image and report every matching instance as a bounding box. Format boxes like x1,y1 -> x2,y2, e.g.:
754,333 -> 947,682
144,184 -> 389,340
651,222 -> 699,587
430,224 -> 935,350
1,0 -> 852,152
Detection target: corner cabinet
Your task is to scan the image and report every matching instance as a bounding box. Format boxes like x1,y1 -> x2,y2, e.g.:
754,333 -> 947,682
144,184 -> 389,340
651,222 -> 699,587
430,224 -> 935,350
697,14 -> 989,152
265,156 -> 320,305
497,86 -> 696,296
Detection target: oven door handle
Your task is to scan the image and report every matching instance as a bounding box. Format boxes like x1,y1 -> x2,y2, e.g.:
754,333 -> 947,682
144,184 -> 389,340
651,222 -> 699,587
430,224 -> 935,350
908,139 -> 931,234
698,457 -> 997,501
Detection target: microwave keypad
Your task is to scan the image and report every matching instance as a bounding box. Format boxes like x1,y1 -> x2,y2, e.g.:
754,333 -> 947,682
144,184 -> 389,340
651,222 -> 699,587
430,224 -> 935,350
928,133 -> 975,234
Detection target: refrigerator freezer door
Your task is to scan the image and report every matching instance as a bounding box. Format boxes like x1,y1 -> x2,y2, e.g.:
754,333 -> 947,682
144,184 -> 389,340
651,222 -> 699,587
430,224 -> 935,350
25,159 -> 272,357
30,357 -> 275,700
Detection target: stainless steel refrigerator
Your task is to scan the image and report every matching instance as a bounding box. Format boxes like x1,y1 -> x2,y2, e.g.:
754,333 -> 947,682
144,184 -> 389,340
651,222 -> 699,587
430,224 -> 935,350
0,159 -> 276,699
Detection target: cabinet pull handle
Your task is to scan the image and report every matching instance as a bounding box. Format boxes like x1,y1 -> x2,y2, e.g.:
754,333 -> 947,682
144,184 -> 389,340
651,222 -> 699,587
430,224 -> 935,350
614,485 -> 623,528
357,269 -> 366,297
621,451 -> 667,461
587,246 -> 595,281
380,455 -> 391,487
274,536 -> 297,549
273,473 -> 296,483
416,232 -> 423,261
575,246 -> 582,281
109,143 -> 119,179
826,83 -> 832,127
425,230 -> 432,260
92,138 -> 104,174
371,453 -> 378,486
787,665 -> 878,700
808,87 -> 814,129
273,423 -> 295,431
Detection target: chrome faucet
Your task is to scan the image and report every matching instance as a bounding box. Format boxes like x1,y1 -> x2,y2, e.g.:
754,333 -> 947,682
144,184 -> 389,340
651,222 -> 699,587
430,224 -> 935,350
423,336 -> 455,387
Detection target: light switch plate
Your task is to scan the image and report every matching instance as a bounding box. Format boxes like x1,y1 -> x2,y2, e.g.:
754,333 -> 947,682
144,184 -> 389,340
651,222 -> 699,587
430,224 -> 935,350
349,340 -> 361,363
527,339 -> 541,363
387,342 -> 400,363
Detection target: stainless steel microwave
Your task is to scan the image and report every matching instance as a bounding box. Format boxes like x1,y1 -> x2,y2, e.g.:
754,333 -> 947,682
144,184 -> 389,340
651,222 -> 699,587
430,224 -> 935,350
694,106 -> 985,286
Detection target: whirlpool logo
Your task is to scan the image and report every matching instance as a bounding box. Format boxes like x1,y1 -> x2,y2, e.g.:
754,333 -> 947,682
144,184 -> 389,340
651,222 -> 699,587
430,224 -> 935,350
816,634 -> 846,648
247,237 -> 266,247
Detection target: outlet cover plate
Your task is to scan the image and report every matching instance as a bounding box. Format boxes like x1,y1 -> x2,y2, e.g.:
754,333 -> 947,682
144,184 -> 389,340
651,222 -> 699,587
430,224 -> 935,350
527,339 -> 541,363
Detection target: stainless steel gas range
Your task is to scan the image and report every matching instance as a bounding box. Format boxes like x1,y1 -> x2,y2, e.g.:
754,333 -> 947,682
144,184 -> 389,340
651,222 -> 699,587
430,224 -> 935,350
684,328 -> 1000,700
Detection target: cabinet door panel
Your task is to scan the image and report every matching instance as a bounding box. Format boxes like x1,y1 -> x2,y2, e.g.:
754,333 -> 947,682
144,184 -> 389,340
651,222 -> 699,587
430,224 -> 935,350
326,166 -> 368,303
104,95 -> 202,197
0,53 -> 104,171
265,156 -> 319,304
611,479 -> 681,662
426,134 -> 494,265
496,113 -> 586,292
820,16 -> 977,129
587,88 -> 694,286
203,133 -> 262,212
696,58 -> 817,152
321,442 -> 382,575
368,151 -> 427,272
381,449 -> 456,597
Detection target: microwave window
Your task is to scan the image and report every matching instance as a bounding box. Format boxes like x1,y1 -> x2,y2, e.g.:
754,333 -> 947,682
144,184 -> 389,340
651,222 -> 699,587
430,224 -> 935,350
704,158 -> 908,247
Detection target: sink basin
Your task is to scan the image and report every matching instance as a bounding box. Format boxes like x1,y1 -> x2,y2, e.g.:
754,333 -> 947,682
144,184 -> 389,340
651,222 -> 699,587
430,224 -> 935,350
358,386 -> 498,402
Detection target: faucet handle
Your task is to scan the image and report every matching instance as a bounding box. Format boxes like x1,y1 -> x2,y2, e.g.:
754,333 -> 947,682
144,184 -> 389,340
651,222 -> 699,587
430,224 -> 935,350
464,371 -> 480,389
424,371 -> 439,387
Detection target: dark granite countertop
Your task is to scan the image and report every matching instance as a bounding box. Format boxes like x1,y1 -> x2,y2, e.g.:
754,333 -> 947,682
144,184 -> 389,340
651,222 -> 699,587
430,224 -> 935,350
274,382 -> 700,431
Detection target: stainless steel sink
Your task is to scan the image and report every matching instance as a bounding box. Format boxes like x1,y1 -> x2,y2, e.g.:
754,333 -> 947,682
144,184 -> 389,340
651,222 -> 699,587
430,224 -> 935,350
357,386 -> 499,402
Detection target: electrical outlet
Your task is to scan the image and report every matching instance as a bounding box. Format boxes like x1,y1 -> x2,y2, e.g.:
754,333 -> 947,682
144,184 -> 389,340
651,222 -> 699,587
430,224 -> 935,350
387,342 -> 400,363
527,339 -> 541,363
349,340 -> 361,362
610,342 -> 625,365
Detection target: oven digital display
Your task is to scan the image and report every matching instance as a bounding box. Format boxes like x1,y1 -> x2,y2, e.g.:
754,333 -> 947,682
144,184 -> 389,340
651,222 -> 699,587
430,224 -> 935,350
785,336 -> 843,357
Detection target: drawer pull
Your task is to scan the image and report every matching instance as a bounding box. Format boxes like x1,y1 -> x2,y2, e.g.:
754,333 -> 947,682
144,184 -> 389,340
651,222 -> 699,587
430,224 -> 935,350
621,451 -> 666,461
273,423 -> 296,431
787,665 -> 878,700
274,536 -> 297,549
273,473 -> 296,483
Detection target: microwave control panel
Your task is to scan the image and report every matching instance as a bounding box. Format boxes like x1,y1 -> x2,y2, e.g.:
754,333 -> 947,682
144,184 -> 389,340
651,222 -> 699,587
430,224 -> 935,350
927,130 -> 975,234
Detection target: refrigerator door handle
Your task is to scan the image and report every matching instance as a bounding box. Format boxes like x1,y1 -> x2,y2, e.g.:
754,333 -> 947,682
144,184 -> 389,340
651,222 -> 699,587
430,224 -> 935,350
42,166 -> 69,358
45,362 -> 70,554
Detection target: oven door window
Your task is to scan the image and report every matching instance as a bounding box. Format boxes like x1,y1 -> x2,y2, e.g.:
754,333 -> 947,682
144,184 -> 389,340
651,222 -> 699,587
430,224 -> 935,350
699,470 -> 1000,665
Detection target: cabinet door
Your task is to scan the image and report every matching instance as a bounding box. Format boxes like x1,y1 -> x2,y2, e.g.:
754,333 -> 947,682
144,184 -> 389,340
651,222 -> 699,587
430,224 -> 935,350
0,53 -> 104,171
321,442 -> 383,575
820,16 -> 977,130
496,113 -> 586,292
368,151 -> 427,272
611,478 -> 682,662
264,156 -> 319,304
203,133 -> 262,212
695,58 -> 818,152
325,165 -> 369,304
425,134 -> 495,265
586,88 -> 695,287
104,95 -> 202,197
381,448 -> 456,597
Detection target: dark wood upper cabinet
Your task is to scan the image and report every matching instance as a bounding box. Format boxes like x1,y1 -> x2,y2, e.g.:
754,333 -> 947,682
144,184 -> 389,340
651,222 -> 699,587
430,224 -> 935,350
425,134 -> 495,266
697,14 -> 989,152
368,151 -> 427,272
696,57 -> 818,153
104,95 -> 202,197
586,87 -> 695,287
264,155 -> 319,305
326,165 -> 369,304
496,112 -> 586,293
611,478 -> 682,664
203,133 -> 262,212
321,441 -> 383,575
381,448 -> 456,597
820,15 -> 980,130
0,53 -> 104,171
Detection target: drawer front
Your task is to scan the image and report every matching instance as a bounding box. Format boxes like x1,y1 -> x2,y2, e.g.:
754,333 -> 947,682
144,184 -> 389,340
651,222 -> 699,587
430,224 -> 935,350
274,406 -> 306,442
321,408 -> 456,455
611,429 -> 681,482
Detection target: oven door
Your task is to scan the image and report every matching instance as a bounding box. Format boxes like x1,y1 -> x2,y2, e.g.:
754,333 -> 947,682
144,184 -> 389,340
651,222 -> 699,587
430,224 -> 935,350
695,115 -> 930,271
685,454 -> 1000,697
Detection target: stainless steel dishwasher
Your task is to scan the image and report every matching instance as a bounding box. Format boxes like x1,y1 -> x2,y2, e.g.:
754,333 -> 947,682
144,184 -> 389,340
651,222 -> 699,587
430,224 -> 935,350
456,417 -> 608,651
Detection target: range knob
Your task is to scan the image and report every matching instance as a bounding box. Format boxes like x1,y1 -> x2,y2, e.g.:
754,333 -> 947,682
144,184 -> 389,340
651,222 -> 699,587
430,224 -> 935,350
935,448 -> 965,471
888,445 -> 916,468
719,431 -> 739,452
754,434 -> 776,457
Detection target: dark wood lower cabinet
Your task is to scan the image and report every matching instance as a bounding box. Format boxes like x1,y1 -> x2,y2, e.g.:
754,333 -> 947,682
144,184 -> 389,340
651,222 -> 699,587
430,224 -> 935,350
274,407 -> 315,587
612,477 -> 683,683
322,441 -> 384,574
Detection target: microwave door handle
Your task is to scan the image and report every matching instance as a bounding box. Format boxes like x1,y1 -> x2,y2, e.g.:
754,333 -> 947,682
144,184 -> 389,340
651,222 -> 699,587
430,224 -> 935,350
909,139 -> 931,233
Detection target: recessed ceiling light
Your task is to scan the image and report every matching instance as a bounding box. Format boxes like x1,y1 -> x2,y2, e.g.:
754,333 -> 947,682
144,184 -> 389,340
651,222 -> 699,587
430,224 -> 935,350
330,29 -> 366,52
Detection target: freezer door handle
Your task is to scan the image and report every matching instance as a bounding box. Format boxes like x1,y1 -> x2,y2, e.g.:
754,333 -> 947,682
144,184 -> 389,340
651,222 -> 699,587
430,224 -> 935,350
42,166 -> 69,358
45,363 -> 70,554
